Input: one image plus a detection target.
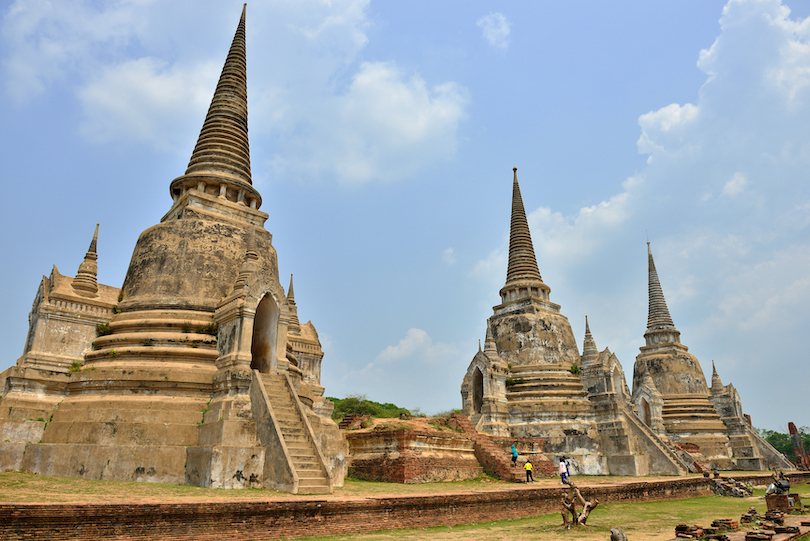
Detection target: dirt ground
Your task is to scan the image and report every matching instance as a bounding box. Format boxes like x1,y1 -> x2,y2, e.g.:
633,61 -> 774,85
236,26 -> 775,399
1,471 -> 808,540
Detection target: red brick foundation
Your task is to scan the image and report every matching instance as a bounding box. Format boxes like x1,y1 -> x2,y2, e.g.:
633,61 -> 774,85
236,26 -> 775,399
349,453 -> 483,483
2,473 -> 808,540
346,429 -> 482,483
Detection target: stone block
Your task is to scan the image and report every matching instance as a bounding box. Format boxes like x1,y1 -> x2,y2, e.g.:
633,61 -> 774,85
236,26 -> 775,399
607,454 -> 649,476
186,445 -> 265,489
0,442 -> 27,470
20,443 -> 187,484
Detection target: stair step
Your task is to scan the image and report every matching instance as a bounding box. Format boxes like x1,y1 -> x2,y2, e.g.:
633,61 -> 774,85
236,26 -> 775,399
299,478 -> 329,486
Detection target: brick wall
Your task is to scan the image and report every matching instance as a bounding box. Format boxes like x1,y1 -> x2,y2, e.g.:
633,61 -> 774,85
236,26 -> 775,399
349,452 -> 483,483
2,472 -> 808,540
346,429 -> 481,483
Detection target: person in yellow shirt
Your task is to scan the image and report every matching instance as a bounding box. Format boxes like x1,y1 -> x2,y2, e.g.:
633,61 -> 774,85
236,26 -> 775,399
524,459 -> 534,483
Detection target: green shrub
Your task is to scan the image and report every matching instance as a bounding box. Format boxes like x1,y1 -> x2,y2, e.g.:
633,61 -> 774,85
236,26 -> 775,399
96,323 -> 111,336
570,363 -> 582,375
327,394 -> 411,422
196,323 -> 219,336
68,360 -> 83,373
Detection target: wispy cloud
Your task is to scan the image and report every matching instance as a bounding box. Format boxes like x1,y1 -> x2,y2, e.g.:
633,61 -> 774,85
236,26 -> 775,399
476,12 -> 510,50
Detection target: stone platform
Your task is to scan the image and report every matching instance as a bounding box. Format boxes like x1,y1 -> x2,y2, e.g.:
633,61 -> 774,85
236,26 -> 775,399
2,472 -> 808,540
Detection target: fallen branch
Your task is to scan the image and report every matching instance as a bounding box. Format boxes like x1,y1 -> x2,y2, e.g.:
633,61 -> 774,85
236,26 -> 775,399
560,483 -> 600,527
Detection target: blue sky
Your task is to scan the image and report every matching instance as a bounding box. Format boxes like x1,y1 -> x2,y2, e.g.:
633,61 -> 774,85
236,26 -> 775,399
1,0 -> 809,431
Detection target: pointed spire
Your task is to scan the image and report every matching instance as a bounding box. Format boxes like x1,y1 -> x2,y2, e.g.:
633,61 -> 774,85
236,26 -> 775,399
646,241 -> 675,329
581,315 -> 598,364
186,5 -> 250,184
71,223 -> 99,297
499,168 -> 551,306
287,273 -> 301,334
505,167 -> 543,285
484,322 -> 498,354
711,360 -> 723,391
644,241 -> 681,347
168,5 -> 263,215
287,274 -> 295,304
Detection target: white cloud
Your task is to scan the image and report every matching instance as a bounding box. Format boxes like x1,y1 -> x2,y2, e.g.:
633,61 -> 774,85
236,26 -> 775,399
372,328 -> 456,366
442,248 -> 456,265
527,190 -> 633,265
2,0 -> 468,186
77,57 -> 218,149
476,12 -> 510,50
1,0 -> 151,102
636,103 -> 699,157
271,61 -> 469,186
721,172 -> 748,197
338,329 -> 465,413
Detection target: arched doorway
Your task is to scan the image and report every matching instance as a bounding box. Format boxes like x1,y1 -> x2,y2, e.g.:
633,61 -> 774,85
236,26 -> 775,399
472,367 -> 484,414
639,398 -> 651,427
251,294 -> 279,373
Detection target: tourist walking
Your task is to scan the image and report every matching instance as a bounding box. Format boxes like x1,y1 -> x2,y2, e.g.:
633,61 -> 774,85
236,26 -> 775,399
560,457 -> 570,485
524,459 -> 534,483
511,443 -> 518,467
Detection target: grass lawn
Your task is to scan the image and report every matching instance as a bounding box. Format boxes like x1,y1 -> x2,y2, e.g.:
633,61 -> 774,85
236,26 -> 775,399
298,485 -> 810,541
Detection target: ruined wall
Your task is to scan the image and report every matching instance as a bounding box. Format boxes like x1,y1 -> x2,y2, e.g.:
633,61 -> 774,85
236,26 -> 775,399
346,430 -> 481,483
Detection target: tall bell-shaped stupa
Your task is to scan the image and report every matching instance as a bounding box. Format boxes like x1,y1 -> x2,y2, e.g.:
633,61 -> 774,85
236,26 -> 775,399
0,6 -> 345,494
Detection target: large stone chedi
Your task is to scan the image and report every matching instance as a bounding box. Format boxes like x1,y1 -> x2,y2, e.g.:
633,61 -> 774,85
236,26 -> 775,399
0,7 -> 345,494
460,169 -> 788,475
460,169 -> 673,475
630,243 -> 787,471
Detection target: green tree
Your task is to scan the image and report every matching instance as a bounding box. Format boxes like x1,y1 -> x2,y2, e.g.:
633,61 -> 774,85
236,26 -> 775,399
756,426 -> 810,463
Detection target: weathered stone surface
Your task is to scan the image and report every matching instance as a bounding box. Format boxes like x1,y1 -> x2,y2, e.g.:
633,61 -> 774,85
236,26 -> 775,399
0,7 -> 344,493
346,429 -> 482,483
461,170 -> 780,477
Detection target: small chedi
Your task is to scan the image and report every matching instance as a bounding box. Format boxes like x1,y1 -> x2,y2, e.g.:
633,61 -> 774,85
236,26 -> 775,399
461,167 -> 792,475
0,7 -> 346,494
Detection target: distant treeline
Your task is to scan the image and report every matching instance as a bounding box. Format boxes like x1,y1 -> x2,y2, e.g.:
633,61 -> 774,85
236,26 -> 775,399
327,394 -> 412,421
756,426 -> 810,464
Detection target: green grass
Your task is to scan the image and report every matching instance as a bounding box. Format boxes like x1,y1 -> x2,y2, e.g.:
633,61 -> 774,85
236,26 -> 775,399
296,485 -> 810,541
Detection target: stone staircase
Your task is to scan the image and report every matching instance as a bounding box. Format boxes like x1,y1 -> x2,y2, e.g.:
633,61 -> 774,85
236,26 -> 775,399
451,414 -> 553,482
260,373 -> 331,494
338,414 -> 368,430
619,404 -> 691,475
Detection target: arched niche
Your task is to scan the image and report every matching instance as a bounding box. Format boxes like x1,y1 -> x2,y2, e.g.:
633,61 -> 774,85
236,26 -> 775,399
640,398 -> 651,427
472,367 -> 484,414
251,293 -> 279,373
612,367 -> 623,397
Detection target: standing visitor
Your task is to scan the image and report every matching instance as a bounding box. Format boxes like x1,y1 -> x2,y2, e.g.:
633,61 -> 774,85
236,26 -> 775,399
560,457 -> 570,485
524,459 -> 534,483
511,443 -> 518,467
